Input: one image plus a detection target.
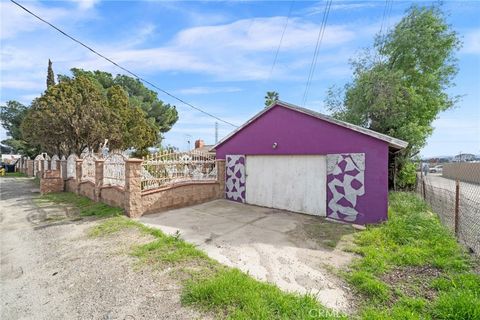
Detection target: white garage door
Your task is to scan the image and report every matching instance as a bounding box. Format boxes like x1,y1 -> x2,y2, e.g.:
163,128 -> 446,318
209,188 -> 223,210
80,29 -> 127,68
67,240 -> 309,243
245,155 -> 326,216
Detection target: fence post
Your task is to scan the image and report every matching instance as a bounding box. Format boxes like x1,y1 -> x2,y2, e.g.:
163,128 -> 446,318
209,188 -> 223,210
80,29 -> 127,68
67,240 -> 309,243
454,179 -> 460,237
422,178 -> 426,200
125,158 -> 143,218
27,160 -> 34,177
75,159 -> 83,194
39,160 -> 45,178
216,159 -> 226,198
60,158 -> 67,180
94,159 -> 105,202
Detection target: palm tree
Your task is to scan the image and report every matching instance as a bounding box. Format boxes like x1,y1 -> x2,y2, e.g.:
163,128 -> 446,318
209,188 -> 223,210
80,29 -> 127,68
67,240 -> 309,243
264,91 -> 279,107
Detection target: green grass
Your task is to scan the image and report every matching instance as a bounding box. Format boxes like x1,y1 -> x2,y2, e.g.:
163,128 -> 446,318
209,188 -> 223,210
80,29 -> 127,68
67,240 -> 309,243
1,171 -> 27,177
50,190 -> 479,319
346,192 -> 480,319
91,216 -> 344,319
182,268 -> 346,320
40,192 -> 123,217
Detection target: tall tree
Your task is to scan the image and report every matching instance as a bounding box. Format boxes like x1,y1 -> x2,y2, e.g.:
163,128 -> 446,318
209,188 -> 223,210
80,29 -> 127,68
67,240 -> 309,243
59,68 -> 178,142
21,74 -> 157,155
0,101 -> 38,157
325,5 -> 461,188
46,59 -> 55,88
265,91 -> 279,107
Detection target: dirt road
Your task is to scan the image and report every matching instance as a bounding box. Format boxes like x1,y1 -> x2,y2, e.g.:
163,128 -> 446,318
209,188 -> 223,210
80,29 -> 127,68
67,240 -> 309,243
0,177 -> 205,320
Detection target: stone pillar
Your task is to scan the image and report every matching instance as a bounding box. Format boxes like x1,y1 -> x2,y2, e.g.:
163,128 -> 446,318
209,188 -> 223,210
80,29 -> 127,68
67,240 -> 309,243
40,170 -> 63,195
125,158 -> 143,218
75,159 -> 83,194
216,159 -> 226,199
27,160 -> 34,177
94,159 -> 105,202
60,159 -> 67,180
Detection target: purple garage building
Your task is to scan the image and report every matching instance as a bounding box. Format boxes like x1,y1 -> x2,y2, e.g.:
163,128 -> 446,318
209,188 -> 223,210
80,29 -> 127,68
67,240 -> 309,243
212,101 -> 408,225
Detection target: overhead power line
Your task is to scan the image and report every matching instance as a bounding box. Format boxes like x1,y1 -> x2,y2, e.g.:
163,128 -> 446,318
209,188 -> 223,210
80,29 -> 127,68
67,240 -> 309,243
10,0 -> 238,128
376,0 -> 393,62
269,0 -> 295,78
302,0 -> 332,107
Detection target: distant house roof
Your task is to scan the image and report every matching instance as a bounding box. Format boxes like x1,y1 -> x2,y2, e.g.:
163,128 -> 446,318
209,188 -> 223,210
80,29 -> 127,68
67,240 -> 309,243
196,145 -> 215,154
211,100 -> 408,151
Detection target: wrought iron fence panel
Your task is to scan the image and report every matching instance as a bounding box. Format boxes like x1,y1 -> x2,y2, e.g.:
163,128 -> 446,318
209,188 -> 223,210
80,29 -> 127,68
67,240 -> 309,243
142,150 -> 217,191
67,154 -> 77,178
81,150 -> 97,182
103,152 -> 127,187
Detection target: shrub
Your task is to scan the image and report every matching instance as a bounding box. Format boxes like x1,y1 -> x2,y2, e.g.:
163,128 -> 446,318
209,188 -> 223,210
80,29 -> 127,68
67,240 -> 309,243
396,161 -> 417,190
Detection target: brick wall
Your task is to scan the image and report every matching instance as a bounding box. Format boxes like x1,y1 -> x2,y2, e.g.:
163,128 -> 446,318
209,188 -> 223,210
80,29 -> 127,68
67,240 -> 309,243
142,181 -> 222,215
37,157 -> 226,218
78,181 -> 95,200
65,178 -> 77,193
100,186 -> 125,209
40,170 -> 64,194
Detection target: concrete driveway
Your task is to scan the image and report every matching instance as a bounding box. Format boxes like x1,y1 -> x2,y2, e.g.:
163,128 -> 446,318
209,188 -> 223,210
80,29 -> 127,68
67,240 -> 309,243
141,199 -> 357,313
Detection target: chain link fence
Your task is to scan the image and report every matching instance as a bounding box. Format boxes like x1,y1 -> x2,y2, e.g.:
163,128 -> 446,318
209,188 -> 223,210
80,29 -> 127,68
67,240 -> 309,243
416,163 -> 480,256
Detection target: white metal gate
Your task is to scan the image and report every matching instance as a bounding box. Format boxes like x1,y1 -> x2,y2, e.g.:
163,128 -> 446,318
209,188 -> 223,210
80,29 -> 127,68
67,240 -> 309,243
245,155 -> 326,216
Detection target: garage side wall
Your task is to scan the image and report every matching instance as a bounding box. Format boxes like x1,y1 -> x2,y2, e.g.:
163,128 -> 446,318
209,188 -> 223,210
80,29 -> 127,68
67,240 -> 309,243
215,106 -> 389,224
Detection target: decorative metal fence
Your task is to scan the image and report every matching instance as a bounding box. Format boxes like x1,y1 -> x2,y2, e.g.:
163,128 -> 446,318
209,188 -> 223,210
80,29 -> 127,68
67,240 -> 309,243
142,150 -> 217,191
103,152 -> 127,187
81,150 -> 97,182
67,154 -> 77,178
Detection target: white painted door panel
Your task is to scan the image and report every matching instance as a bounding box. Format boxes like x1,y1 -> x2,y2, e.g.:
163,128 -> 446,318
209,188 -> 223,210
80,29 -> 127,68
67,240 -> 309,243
245,155 -> 326,216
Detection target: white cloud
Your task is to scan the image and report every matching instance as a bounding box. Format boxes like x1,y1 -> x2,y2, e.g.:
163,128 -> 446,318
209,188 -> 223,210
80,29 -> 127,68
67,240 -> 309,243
76,17 -> 356,81
0,1 -> 69,40
462,28 -> 480,54
175,86 -> 242,95
303,1 -> 379,16
72,0 -> 99,11
1,79 -> 45,91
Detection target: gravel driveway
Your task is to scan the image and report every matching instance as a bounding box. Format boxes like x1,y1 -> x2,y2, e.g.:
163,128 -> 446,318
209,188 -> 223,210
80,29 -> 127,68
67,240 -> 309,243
0,177 -> 206,320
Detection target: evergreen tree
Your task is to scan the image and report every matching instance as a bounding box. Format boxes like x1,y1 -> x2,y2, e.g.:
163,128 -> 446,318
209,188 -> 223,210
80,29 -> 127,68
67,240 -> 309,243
46,59 -> 55,88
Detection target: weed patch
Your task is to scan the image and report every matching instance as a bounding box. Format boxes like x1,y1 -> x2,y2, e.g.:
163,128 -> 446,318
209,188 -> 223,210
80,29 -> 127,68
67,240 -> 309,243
1,172 -> 27,178
92,215 -> 344,319
182,268 -> 346,320
41,192 -> 122,218
346,192 -> 479,319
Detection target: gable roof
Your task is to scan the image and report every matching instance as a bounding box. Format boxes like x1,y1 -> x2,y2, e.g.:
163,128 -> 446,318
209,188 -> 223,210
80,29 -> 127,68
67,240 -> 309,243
211,100 -> 408,150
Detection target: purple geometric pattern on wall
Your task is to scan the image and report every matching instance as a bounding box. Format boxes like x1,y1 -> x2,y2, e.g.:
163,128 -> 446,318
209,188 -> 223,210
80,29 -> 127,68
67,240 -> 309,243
225,155 -> 246,203
327,153 -> 365,222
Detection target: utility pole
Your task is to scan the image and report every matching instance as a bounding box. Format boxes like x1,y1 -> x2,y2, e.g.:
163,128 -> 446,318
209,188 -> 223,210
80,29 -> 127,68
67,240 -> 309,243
215,122 -> 219,144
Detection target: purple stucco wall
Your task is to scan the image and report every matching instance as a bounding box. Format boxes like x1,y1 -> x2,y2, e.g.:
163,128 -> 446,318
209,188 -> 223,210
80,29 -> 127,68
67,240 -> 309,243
215,105 -> 389,224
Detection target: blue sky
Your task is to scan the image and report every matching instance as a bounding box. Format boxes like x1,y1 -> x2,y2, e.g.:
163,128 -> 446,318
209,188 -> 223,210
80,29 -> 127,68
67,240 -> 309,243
1,0 -> 479,157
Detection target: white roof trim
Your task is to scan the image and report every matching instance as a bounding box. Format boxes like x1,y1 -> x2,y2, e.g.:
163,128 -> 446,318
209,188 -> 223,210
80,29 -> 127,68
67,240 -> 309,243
211,100 -> 408,151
